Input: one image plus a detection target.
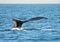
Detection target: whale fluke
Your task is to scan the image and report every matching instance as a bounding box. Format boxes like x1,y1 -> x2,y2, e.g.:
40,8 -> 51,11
12,17 -> 48,28
24,17 -> 48,23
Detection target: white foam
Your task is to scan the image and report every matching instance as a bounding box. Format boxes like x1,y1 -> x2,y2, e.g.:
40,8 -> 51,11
11,27 -> 55,31
11,27 -> 24,30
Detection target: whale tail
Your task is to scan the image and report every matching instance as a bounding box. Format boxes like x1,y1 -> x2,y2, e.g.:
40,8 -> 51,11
12,16 -> 48,28
12,19 -> 24,27
23,17 -> 48,23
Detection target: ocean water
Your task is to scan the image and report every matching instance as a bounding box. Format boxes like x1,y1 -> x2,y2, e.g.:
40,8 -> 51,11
0,4 -> 60,42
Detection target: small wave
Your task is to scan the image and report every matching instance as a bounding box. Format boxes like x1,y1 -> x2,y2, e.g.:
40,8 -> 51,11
0,28 -> 56,32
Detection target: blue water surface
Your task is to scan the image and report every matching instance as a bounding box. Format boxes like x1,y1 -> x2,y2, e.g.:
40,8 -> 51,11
0,4 -> 60,42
